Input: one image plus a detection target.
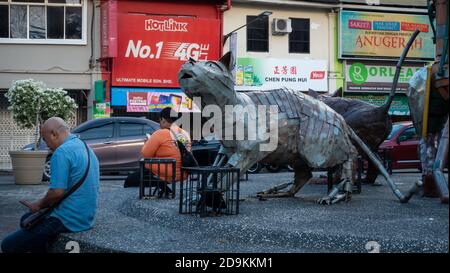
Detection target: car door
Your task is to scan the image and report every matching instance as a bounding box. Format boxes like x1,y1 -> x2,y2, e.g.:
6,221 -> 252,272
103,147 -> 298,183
393,126 -> 420,169
114,121 -> 155,170
77,121 -> 116,170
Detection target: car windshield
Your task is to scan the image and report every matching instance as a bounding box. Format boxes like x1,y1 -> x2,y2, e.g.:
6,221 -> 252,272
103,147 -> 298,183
387,124 -> 404,140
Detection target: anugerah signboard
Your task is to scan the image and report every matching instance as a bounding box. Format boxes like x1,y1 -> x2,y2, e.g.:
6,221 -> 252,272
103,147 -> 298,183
112,15 -> 221,88
339,10 -> 435,60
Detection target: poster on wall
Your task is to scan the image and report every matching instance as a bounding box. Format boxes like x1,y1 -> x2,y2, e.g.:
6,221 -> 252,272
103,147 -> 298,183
235,58 -> 328,91
345,61 -> 426,93
93,102 -> 111,119
123,89 -> 200,113
112,14 -> 221,88
339,10 -> 434,60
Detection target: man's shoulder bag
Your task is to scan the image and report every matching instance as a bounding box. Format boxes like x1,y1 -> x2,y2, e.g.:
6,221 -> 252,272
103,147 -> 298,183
21,141 -> 91,230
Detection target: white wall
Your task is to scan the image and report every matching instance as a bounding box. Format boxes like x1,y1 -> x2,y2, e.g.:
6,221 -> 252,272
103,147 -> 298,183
223,4 -> 330,61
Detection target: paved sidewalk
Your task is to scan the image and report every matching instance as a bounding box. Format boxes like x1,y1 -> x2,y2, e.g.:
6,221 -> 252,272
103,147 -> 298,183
0,171 -> 448,253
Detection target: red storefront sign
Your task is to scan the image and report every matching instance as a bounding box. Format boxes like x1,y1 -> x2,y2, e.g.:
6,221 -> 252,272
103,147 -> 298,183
348,20 -> 372,30
400,22 -> 429,32
310,71 -> 325,80
112,14 -> 221,88
100,0 -> 118,58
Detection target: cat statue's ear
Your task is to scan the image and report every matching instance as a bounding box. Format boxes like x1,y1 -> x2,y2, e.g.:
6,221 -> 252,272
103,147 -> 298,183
308,89 -> 320,99
219,51 -> 234,72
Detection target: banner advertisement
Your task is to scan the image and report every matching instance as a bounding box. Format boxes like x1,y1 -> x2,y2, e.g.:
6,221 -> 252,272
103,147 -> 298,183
345,61 -> 426,93
125,90 -> 200,113
344,94 -> 410,116
339,10 -> 434,60
112,14 -> 221,88
235,57 -> 328,91
93,102 -> 111,119
100,0 -> 117,58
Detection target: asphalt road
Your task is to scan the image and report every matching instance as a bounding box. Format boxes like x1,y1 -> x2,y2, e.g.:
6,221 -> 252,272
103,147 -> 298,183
0,170 -> 448,253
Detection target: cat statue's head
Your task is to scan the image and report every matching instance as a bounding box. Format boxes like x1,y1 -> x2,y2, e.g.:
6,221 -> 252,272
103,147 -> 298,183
178,52 -> 237,107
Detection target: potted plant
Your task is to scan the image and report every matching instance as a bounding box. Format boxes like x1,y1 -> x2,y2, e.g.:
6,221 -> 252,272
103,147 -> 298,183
5,79 -> 78,185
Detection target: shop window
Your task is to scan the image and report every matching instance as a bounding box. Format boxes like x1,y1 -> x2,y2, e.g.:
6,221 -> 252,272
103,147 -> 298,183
0,4 -> 8,38
289,18 -> 310,54
246,15 -> 269,52
0,0 -> 85,44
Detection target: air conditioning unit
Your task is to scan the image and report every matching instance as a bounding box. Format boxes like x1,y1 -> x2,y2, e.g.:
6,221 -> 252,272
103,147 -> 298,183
272,18 -> 292,35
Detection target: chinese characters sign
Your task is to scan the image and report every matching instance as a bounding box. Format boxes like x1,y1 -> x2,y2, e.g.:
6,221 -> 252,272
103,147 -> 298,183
339,10 -> 434,60
235,57 -> 328,91
345,61 -> 425,93
112,14 -> 221,87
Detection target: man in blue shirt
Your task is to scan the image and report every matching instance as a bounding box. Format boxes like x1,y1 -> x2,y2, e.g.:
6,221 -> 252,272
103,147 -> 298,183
1,117 -> 100,253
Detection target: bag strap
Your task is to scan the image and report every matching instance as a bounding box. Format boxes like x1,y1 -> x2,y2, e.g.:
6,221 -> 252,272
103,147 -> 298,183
50,140 -> 91,209
169,128 -> 185,148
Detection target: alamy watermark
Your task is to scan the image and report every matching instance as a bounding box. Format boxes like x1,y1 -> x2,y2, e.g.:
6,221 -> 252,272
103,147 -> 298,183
65,241 -> 80,253
365,241 -> 380,253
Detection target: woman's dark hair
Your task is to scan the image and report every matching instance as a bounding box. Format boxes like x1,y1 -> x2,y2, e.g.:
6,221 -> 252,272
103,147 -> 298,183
159,107 -> 180,123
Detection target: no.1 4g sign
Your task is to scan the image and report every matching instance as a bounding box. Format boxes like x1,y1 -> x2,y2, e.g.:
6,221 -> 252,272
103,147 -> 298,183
112,15 -> 221,88
125,40 -> 211,61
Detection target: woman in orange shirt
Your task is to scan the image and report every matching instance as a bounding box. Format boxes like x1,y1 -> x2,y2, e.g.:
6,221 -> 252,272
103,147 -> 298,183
123,107 -> 191,189
141,107 -> 191,182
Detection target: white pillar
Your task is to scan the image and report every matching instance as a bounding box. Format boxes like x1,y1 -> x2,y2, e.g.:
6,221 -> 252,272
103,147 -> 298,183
327,10 -> 339,94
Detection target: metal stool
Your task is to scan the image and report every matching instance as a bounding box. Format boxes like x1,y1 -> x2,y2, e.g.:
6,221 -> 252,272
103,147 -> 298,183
139,158 -> 176,199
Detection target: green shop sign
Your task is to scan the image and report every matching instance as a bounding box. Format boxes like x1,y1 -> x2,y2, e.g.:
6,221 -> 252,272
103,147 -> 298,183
345,61 -> 425,93
93,102 -> 111,119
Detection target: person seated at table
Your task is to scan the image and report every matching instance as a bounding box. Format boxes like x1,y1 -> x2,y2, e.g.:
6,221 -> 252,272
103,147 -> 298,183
123,107 -> 191,189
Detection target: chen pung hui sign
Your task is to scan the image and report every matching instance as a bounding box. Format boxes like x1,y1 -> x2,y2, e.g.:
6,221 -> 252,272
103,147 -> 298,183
235,57 -> 328,91
339,10 -> 434,60
112,14 -> 221,88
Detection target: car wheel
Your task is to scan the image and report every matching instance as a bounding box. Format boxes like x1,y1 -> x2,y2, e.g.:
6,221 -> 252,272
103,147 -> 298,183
266,164 -> 281,173
42,157 -> 51,181
247,163 -> 261,174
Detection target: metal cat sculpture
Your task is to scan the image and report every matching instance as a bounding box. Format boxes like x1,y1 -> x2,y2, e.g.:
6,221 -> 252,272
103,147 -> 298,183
178,53 -> 420,204
308,29 -> 423,186
308,88 -> 392,185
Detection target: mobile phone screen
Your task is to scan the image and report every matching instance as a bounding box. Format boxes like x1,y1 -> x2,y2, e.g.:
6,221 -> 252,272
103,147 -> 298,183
170,95 -> 182,112
158,95 -> 171,105
150,94 -> 159,105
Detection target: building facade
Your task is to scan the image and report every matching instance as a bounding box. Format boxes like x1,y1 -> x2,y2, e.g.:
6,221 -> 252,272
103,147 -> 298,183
337,0 -> 431,121
223,0 -> 338,93
223,0 -> 431,121
100,0 -> 227,121
0,0 -> 101,169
